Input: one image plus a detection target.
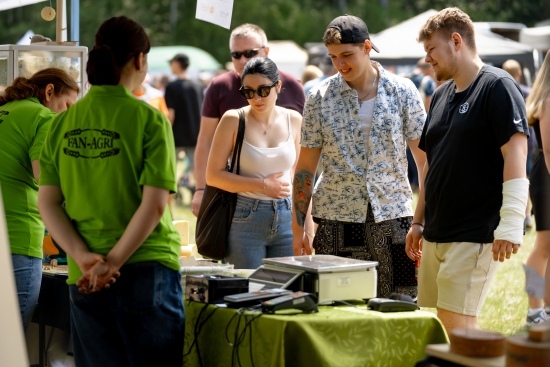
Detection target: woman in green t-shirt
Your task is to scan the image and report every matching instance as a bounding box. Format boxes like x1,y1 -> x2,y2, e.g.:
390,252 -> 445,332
0,68 -> 79,331
38,16 -> 184,367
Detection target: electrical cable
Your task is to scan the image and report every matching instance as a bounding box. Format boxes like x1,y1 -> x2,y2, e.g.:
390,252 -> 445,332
193,303 -> 209,367
197,305 -> 220,365
183,302 -> 220,367
225,311 -> 240,346
244,312 -> 263,367
232,309 -> 244,367
235,310 -> 263,367
225,307 -> 263,367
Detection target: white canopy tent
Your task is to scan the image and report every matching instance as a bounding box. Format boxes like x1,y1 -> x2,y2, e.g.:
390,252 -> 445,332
520,25 -> 550,50
16,29 -> 34,44
0,0 -> 45,11
267,40 -> 308,80
371,10 -> 535,76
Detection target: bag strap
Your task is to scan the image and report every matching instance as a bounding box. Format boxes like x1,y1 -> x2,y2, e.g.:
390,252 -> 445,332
229,108 -> 246,175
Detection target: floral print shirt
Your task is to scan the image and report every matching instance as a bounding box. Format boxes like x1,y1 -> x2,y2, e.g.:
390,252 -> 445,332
302,62 -> 426,223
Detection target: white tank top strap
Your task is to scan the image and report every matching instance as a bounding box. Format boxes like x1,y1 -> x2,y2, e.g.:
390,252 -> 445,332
287,110 -> 292,137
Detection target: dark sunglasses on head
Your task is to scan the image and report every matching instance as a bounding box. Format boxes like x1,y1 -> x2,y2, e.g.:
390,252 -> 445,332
230,46 -> 265,59
239,81 -> 278,99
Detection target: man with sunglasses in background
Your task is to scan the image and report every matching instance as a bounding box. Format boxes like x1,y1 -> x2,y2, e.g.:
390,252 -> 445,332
192,23 -> 305,215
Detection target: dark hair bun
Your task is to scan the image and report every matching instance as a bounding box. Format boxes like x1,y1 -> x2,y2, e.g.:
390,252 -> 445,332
87,45 -> 119,86
86,16 -> 150,86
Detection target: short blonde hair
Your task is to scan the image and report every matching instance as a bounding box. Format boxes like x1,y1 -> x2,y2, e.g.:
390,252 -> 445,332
418,7 -> 477,53
323,27 -> 342,45
301,65 -> 323,85
229,23 -> 268,48
502,59 -> 522,79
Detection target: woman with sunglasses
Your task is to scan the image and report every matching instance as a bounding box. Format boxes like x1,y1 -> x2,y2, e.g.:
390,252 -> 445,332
206,56 -> 306,269
0,68 -> 78,332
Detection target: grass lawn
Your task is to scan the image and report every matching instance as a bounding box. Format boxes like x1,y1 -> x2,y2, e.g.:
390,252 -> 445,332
172,191 -> 534,337
477,226 -> 533,335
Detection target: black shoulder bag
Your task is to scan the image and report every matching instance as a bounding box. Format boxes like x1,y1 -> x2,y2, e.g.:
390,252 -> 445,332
195,108 -> 246,260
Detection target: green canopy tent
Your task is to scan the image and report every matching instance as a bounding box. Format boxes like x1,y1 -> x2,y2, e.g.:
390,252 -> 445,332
147,45 -> 222,74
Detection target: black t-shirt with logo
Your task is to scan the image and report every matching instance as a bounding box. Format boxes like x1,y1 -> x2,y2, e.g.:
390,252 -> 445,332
419,65 -> 528,243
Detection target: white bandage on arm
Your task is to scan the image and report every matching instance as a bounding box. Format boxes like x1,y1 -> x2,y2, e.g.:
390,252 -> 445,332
493,178 -> 529,245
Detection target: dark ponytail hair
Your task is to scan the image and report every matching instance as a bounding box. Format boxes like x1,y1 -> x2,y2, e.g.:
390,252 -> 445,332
87,16 -> 150,86
241,57 -> 279,84
0,67 -> 79,106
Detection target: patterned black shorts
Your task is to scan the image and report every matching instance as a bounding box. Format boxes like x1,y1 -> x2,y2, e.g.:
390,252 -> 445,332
313,205 -> 417,298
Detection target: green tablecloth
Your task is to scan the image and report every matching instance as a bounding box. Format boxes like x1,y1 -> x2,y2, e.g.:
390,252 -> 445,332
183,301 -> 448,367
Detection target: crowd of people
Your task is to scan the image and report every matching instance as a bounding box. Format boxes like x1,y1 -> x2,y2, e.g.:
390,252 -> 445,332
1,6 -> 549,366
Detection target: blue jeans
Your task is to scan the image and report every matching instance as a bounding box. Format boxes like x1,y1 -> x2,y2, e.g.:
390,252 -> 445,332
226,195 -> 294,269
69,262 -> 185,367
11,254 -> 42,331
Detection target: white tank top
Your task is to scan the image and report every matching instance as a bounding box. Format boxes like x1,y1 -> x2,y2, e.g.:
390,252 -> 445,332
238,112 -> 295,200
359,96 -> 376,150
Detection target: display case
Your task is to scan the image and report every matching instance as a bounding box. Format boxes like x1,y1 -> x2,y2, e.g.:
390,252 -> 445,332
0,44 -> 87,97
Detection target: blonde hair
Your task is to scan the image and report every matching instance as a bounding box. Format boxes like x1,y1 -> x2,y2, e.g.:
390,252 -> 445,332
323,27 -> 342,45
301,65 -> 323,85
526,52 -> 550,124
229,24 -> 268,48
418,7 -> 477,53
502,59 -> 522,80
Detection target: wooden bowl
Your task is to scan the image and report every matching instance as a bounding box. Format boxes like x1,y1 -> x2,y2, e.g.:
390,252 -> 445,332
450,328 -> 506,358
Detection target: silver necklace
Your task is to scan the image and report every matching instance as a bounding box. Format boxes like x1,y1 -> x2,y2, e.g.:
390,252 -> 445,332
358,73 -> 378,107
258,122 -> 271,135
257,112 -> 275,135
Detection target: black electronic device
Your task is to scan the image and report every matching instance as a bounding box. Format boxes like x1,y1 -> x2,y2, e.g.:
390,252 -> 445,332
185,275 -> 249,304
247,266 -> 306,292
389,293 -> 415,303
261,291 -> 318,314
224,289 -> 293,308
367,297 -> 419,312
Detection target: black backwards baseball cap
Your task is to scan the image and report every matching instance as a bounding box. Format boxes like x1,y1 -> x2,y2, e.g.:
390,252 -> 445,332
327,15 -> 380,53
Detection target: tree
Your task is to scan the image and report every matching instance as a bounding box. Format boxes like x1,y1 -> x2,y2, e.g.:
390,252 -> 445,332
0,0 -> 548,67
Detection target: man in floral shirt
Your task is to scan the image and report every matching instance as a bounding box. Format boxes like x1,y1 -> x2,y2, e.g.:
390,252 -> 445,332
292,14 -> 426,298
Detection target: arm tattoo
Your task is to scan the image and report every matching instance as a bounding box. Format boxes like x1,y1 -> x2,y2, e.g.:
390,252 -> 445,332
293,169 -> 314,227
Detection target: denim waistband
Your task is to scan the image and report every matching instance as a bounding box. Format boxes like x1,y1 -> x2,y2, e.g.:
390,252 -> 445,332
236,194 -> 291,210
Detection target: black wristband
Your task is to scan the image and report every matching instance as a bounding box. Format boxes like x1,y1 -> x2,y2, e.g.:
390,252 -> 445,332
411,222 -> 424,228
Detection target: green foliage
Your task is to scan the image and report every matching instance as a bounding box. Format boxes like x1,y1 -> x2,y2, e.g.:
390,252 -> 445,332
478,229 -> 532,336
0,0 -> 548,66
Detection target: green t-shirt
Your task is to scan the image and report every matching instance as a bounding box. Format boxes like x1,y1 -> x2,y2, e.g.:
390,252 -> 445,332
40,85 -> 181,284
0,98 -> 56,258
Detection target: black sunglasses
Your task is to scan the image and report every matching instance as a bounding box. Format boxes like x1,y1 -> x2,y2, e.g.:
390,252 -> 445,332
239,81 -> 278,99
230,46 -> 265,59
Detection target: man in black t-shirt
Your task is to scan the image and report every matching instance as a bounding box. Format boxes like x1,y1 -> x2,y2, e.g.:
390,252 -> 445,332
405,8 -> 529,335
165,53 -> 204,192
